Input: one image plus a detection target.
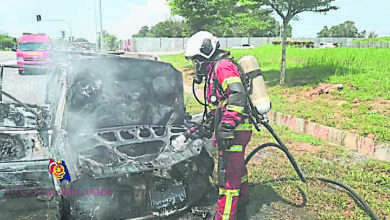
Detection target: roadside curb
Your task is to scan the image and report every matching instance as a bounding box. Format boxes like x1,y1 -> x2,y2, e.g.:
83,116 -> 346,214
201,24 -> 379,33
122,52 -> 159,61
0,51 -> 15,55
267,111 -> 390,161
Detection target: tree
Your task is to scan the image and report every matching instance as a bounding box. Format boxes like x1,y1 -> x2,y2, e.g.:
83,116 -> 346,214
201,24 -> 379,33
133,26 -> 151,37
218,2 -> 284,37
329,20 -> 358,37
243,0 -> 338,85
318,21 -> 367,38
317,25 -> 330,37
0,34 -> 16,50
133,20 -> 190,38
104,31 -> 118,51
97,31 -> 119,51
74,38 -> 89,42
207,0 -> 270,37
168,0 -> 282,37
149,20 -> 190,37
368,31 -> 378,39
357,30 -> 366,38
168,0 -> 218,33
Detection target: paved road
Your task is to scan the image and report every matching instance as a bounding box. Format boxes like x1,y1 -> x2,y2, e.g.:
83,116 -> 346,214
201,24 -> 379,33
0,52 -> 47,105
0,51 -> 16,64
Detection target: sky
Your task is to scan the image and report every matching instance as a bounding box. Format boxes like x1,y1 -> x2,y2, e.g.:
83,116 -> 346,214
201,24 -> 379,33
0,0 -> 389,42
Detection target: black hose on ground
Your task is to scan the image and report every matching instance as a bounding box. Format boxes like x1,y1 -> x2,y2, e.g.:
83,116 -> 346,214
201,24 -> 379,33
245,139 -> 380,220
245,142 -> 306,183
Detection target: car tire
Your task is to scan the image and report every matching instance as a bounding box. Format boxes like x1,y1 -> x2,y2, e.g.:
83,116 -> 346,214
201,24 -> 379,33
18,69 -> 25,75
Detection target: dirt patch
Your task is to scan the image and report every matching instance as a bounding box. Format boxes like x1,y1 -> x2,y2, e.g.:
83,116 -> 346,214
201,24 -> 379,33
303,83 -> 343,97
288,95 -> 297,102
286,142 -> 321,155
373,99 -> 390,117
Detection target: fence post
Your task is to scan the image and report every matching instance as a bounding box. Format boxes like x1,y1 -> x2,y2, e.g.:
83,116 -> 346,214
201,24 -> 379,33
0,65 -> 3,102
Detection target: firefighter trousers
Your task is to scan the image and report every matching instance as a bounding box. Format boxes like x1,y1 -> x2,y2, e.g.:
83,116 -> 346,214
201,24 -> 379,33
214,130 -> 252,220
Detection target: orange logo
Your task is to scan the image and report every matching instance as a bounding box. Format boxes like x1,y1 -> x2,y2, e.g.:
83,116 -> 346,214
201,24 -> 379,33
52,161 -> 65,180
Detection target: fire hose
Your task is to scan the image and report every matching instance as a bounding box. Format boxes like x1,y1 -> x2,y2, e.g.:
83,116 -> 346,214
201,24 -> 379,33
244,116 -> 380,220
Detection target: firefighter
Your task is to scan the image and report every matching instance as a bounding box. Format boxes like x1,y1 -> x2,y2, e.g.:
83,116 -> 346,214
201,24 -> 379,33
185,31 -> 271,219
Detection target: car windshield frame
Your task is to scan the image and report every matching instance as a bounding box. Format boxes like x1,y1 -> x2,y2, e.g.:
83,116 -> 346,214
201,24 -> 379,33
18,42 -> 51,51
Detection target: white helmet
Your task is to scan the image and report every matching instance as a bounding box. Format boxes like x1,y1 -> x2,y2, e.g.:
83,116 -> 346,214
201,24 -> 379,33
185,31 -> 220,60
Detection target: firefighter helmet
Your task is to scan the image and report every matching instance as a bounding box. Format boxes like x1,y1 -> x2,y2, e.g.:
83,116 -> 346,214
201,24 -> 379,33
185,31 -> 220,60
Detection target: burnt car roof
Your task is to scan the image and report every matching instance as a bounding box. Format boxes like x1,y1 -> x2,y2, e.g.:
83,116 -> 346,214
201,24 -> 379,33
65,55 -> 184,132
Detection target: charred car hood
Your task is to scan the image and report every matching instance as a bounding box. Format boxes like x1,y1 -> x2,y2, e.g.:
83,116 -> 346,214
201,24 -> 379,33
60,56 -> 191,179
66,56 -> 184,132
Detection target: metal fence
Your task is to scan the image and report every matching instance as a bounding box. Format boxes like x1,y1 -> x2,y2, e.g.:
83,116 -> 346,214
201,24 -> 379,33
121,37 -> 360,53
314,38 -> 355,47
349,42 -> 390,48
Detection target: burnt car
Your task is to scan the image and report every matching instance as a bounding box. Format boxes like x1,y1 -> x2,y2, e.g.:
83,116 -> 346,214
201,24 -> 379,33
48,54 -> 215,219
0,69 -> 54,219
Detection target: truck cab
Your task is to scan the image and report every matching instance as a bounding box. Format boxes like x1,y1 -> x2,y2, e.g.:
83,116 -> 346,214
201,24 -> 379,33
16,33 -> 52,75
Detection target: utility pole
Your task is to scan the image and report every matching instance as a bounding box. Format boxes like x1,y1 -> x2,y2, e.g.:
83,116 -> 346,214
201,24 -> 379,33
94,0 -> 98,51
98,0 -> 104,51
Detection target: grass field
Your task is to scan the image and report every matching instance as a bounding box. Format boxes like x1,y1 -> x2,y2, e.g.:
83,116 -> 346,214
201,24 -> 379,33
161,46 -> 390,142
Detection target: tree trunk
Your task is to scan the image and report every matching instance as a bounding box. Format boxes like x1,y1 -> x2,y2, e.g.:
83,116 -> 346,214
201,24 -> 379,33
280,20 -> 288,85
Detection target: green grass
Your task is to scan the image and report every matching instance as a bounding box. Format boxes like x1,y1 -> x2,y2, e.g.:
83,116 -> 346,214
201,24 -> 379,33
162,46 -> 390,99
160,46 -> 390,142
160,54 -> 193,69
244,125 -> 390,219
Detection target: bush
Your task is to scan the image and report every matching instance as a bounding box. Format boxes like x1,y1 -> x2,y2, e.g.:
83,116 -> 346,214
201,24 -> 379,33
0,34 -> 17,50
272,39 -> 315,48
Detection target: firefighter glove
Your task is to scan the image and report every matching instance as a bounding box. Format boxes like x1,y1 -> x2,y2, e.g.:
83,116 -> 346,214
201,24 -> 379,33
216,122 -> 235,150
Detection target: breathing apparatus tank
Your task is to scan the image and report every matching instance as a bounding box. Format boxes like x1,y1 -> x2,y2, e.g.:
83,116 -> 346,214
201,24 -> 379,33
238,56 -> 270,115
